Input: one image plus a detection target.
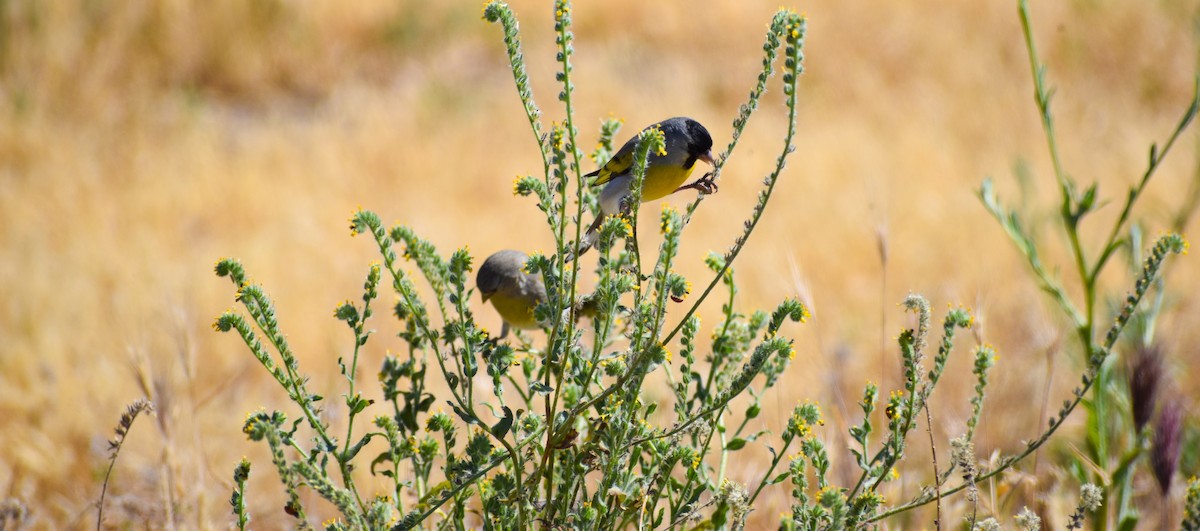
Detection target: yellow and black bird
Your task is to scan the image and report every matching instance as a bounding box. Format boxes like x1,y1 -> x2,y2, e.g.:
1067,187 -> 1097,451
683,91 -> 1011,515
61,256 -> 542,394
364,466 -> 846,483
477,250 -> 546,339
576,117 -> 717,256
477,250 -> 603,339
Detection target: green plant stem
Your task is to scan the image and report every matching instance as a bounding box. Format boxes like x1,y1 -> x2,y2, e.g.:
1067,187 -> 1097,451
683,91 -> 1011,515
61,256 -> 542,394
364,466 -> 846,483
486,3 -> 551,187
1112,434 -> 1147,529
541,134 -> 659,464
505,373 -> 531,406
662,27 -> 803,347
339,299 -> 373,511
747,435 -> 796,506
715,413 -> 730,486
369,228 -> 446,363
363,228 -> 533,527
1018,0 -> 1071,208
924,404 -> 943,530
547,13 -> 806,454
674,405 -> 724,513
871,235 -> 1182,522
872,380 -> 1079,522
670,9 -> 790,247
542,0 -> 590,514
457,308 -> 476,407
576,248 -> 620,407
241,292 -> 359,506
623,388 -> 746,451
848,453 -> 883,501
391,427 -> 546,531
1019,0 -> 1095,353
647,217 -> 682,355
1091,78 -> 1200,280
367,233 -> 474,421
97,401 -> 153,531
1015,4 -> 1198,525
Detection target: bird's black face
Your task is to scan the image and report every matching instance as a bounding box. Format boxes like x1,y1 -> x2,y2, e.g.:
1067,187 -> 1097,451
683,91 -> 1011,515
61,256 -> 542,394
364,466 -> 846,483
478,249 -> 529,302
683,119 -> 716,168
477,268 -> 501,302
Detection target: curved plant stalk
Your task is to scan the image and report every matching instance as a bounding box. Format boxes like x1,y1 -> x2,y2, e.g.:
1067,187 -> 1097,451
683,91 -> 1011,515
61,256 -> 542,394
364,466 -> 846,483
97,399 -> 155,531
663,11 -> 807,346
214,4 -> 825,529
870,235 -> 1187,523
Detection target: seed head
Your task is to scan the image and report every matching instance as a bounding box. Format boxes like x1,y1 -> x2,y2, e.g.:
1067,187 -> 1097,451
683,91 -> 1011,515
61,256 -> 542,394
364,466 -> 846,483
1152,399 -> 1184,495
1128,343 -> 1164,433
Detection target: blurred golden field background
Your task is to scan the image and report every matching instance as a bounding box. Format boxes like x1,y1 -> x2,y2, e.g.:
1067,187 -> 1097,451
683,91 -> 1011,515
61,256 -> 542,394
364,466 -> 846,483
2,0 -> 1199,528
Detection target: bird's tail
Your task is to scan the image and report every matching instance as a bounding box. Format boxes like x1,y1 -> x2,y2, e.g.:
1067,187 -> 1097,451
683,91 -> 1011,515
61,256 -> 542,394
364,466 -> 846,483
567,214 -> 605,261
574,292 -> 625,321
575,292 -> 600,319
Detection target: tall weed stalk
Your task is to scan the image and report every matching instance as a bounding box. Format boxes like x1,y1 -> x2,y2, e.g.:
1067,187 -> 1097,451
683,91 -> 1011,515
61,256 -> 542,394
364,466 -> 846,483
209,1 -> 1194,529
213,3 -> 816,529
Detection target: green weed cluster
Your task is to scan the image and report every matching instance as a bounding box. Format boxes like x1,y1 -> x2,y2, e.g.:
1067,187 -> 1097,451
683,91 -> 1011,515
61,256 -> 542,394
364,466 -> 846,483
208,1 -> 1194,529
974,0 -> 1198,528
212,3 -> 817,528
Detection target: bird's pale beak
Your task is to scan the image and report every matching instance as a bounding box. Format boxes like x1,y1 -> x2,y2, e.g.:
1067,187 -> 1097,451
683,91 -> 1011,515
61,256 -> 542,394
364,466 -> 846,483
699,150 -> 717,166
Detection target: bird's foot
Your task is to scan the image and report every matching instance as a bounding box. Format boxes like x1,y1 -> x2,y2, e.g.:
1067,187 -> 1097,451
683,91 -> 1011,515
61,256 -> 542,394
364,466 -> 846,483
675,172 -> 718,195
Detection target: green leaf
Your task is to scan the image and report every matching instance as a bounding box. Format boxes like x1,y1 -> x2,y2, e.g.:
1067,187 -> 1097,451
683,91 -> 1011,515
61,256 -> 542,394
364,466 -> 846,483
343,432 -> 381,462
347,394 -> 374,416
1078,182 -> 1098,215
491,406 -> 514,439
1117,515 -> 1139,531
745,403 -> 761,419
370,451 -> 394,476
449,402 -> 478,426
850,448 -> 868,469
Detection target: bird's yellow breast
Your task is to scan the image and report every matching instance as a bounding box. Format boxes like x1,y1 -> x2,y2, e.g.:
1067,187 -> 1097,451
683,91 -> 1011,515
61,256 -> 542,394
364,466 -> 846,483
489,291 -> 540,329
640,163 -> 697,203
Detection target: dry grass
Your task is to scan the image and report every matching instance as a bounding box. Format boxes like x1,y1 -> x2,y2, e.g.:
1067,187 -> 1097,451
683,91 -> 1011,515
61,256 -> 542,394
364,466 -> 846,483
1,0 -> 1197,527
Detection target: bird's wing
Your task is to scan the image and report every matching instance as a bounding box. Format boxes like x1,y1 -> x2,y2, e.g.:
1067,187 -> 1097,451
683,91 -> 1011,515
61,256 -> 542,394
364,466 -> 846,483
587,136 -> 638,186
